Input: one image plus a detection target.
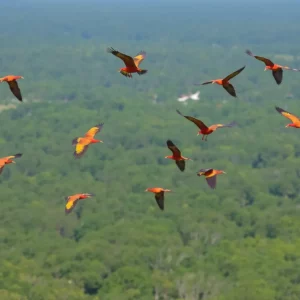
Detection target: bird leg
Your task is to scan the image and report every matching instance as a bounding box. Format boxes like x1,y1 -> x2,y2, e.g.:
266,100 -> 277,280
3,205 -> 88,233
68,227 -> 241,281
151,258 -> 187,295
205,135 -> 208,141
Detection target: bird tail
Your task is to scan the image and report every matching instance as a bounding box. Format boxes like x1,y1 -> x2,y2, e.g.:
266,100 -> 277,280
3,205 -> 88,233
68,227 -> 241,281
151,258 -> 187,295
137,69 -> 147,75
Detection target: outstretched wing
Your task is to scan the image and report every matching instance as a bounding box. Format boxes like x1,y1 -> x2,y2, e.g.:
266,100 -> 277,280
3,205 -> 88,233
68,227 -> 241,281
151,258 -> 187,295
74,141 -> 89,159
246,49 -> 274,66
197,168 -> 213,176
210,122 -> 237,130
206,176 -> 217,189
176,160 -> 185,172
272,69 -> 283,85
223,66 -> 245,82
8,80 -> 22,102
65,195 -> 80,215
198,80 -> 214,85
85,123 -> 104,138
6,153 -> 23,160
223,83 -> 237,97
176,109 -> 208,130
155,192 -> 164,210
275,106 -> 300,124
133,51 -> 146,67
166,140 -> 181,158
107,47 -> 136,68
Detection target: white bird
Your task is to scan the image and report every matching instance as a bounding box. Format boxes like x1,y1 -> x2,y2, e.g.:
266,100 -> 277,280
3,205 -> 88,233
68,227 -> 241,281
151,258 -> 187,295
189,91 -> 200,101
177,94 -> 190,102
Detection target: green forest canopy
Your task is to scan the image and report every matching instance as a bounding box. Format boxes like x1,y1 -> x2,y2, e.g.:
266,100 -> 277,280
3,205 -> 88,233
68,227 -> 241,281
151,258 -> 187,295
1,1 -> 300,299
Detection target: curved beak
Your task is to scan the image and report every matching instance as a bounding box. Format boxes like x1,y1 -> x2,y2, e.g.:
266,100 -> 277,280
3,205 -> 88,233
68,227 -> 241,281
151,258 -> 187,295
145,189 -> 148,192
11,161 -> 16,164
21,76 -> 24,79
285,125 -> 289,128
223,171 -> 226,174
264,67 -> 267,71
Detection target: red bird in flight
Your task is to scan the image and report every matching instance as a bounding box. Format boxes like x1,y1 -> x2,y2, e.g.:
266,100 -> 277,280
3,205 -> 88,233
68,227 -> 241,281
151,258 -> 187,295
177,109 -> 236,141
197,168 -> 226,189
196,66 -> 245,97
0,153 -> 22,174
65,193 -> 94,215
107,47 -> 147,78
145,187 -> 171,211
275,106 -> 300,128
246,49 -> 300,85
72,123 -> 104,158
165,140 -> 192,172
0,75 -> 24,102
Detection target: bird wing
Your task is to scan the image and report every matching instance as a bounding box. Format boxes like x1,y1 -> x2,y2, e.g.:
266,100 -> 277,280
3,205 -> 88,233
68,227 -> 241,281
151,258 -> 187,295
272,69 -> 283,85
222,83 -> 237,97
155,192 -> 164,210
74,140 -> 90,159
8,80 -> 22,102
176,160 -> 185,172
198,168 -> 213,176
223,66 -> 245,82
206,176 -> 217,189
133,51 -> 146,67
107,47 -> 136,68
199,80 -> 214,85
245,50 -> 274,66
166,140 -> 182,158
5,153 -> 22,160
84,123 -> 104,138
275,106 -> 300,124
210,122 -> 237,130
176,109 -> 208,130
65,195 -> 80,214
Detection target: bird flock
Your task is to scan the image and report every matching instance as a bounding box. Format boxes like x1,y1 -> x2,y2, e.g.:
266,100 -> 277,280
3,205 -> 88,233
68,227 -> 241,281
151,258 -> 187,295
0,47 -> 299,212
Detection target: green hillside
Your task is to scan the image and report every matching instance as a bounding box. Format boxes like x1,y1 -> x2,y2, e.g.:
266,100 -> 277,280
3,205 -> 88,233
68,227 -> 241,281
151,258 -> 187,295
1,1 -> 300,299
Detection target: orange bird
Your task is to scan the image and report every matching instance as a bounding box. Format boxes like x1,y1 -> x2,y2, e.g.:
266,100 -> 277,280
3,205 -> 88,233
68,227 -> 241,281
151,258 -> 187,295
176,109 -> 236,141
72,123 -> 104,158
0,75 -> 24,102
165,140 -> 192,172
107,47 -> 147,78
0,153 -> 22,174
145,187 -> 171,211
65,193 -> 94,215
196,66 -> 245,97
246,49 -> 300,85
197,168 -> 226,189
275,106 -> 300,128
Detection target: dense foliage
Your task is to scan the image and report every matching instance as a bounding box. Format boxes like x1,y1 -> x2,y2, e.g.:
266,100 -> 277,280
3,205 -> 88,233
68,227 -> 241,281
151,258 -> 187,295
1,1 -> 300,299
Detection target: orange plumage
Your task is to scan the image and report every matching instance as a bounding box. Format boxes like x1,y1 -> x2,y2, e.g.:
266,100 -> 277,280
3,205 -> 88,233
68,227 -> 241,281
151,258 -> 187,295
165,140 -> 192,172
107,47 -> 147,78
197,168 -> 226,189
65,193 -> 94,215
275,106 -> 300,128
246,50 -> 300,85
196,66 -> 245,97
0,75 -> 24,102
0,153 -> 22,175
177,110 -> 236,141
145,187 -> 171,211
72,123 -> 104,158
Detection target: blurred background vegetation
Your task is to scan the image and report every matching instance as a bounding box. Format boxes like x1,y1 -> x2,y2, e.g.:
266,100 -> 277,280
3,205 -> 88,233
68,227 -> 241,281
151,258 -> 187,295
1,0 -> 300,299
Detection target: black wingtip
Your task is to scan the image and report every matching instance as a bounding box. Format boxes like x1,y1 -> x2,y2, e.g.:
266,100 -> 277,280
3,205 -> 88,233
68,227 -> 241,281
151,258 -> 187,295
275,106 -> 284,114
245,49 -> 253,57
176,109 -> 183,116
14,153 -> 22,158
